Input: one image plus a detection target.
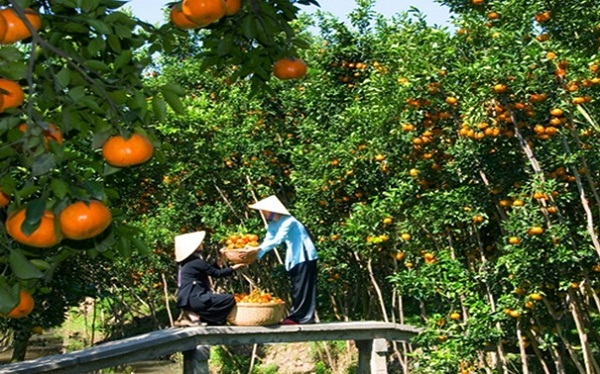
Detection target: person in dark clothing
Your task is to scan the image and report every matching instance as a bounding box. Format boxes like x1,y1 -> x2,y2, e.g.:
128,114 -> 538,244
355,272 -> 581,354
246,195 -> 318,325
174,231 -> 245,326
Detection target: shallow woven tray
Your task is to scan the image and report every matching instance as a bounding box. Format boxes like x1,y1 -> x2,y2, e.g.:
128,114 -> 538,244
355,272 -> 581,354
227,302 -> 286,326
220,248 -> 258,264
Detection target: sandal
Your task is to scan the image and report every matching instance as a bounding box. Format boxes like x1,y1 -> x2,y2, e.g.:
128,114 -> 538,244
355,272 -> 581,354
174,310 -> 206,327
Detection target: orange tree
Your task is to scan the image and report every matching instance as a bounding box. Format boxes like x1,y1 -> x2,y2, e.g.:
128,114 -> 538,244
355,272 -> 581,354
0,0 -> 319,361
122,0 -> 600,372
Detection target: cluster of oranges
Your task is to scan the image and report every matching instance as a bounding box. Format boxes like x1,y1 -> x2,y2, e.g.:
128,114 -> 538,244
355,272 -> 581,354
234,289 -> 284,304
169,0 -> 241,30
0,5 -> 155,243
169,0 -> 307,81
223,233 -> 260,250
5,200 -> 113,248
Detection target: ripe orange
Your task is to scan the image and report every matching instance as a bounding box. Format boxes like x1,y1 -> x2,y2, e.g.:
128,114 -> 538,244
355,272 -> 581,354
4,290 -> 35,318
534,11 -> 551,23
18,123 -> 64,147
445,96 -> 458,105
395,251 -> 406,261
0,190 -> 9,207
170,3 -> 200,29
59,200 -> 112,240
493,83 -> 507,93
529,293 -> 543,301
400,233 -> 411,240
508,236 -> 520,245
6,208 -> 61,248
182,0 -> 226,27
224,0 -> 241,15
450,312 -> 461,320
549,108 -> 564,117
102,133 -> 154,167
527,226 -> 544,235
0,8 -> 42,44
273,57 -> 308,80
382,217 -> 393,225
0,78 -> 24,112
487,11 -> 500,20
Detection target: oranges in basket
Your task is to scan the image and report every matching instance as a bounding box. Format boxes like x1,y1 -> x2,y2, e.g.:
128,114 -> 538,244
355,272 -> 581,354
223,232 -> 259,250
228,289 -> 286,326
220,232 -> 260,264
234,289 -> 284,304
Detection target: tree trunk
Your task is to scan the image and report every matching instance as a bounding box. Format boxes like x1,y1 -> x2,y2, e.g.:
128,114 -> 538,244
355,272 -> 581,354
11,325 -> 32,362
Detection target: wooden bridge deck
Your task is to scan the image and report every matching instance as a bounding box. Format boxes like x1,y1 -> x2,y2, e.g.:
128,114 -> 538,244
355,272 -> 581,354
0,321 -> 420,374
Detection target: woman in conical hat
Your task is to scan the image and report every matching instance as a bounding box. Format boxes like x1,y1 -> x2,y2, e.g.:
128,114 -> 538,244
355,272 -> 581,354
174,230 -> 246,326
247,195 -> 318,325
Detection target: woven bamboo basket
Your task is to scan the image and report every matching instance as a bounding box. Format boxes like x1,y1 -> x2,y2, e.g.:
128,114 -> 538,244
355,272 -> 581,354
220,248 -> 257,264
227,302 -> 286,326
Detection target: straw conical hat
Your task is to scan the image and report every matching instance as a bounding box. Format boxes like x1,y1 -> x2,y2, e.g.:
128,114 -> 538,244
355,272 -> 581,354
249,195 -> 290,216
175,231 -> 206,262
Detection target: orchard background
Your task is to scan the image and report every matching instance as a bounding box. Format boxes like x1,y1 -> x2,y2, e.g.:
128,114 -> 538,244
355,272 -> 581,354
2,0 -> 600,373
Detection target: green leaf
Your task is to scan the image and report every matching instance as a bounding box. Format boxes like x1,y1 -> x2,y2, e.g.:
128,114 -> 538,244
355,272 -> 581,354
131,236 -> 150,256
30,259 -> 53,271
32,153 -> 56,177
152,96 -> 167,123
68,86 -> 86,102
107,34 -> 122,52
87,19 -> 112,35
0,282 -> 19,315
114,50 -> 132,70
84,60 -> 111,72
56,68 -> 71,89
161,83 -> 186,96
50,178 -> 69,199
162,91 -> 186,114
9,250 -> 44,279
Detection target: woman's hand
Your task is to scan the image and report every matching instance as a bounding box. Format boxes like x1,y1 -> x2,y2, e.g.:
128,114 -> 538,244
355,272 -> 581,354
232,263 -> 247,271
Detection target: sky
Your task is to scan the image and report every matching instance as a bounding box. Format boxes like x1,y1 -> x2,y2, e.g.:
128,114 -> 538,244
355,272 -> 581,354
125,0 -> 453,28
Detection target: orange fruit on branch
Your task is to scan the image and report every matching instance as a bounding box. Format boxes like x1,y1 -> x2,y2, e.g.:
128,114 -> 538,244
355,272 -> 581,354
4,290 -> 34,318
0,78 -> 24,112
527,226 -> 544,235
18,122 -> 64,148
170,3 -> 201,29
0,190 -> 9,207
0,7 -> 42,44
59,200 -> 112,240
102,132 -> 154,167
224,0 -> 241,15
6,208 -> 62,248
182,0 -> 226,27
273,57 -> 307,80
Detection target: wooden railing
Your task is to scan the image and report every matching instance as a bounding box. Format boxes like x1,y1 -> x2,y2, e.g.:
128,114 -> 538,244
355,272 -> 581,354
0,321 -> 420,374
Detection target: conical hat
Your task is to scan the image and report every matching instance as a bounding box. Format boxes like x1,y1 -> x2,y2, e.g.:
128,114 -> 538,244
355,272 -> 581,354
249,195 -> 290,216
174,231 -> 206,262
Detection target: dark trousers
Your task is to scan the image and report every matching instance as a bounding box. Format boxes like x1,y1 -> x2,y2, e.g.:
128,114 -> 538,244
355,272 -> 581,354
287,259 -> 317,323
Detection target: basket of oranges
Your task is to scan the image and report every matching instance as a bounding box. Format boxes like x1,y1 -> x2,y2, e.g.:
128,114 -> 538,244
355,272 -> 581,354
220,233 -> 260,264
227,289 -> 286,326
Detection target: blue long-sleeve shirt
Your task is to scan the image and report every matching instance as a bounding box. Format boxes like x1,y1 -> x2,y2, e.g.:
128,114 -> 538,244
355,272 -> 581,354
257,215 -> 318,271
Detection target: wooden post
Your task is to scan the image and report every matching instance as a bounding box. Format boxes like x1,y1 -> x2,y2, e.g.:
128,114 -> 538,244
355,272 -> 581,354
183,345 -> 210,374
355,340 -> 373,374
371,338 -> 388,373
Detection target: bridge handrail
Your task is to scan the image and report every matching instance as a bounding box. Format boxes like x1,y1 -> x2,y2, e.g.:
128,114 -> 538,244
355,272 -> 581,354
0,321 -> 421,374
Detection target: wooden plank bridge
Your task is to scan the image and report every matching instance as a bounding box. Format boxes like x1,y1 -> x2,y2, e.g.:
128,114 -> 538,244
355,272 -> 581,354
0,321 -> 420,374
